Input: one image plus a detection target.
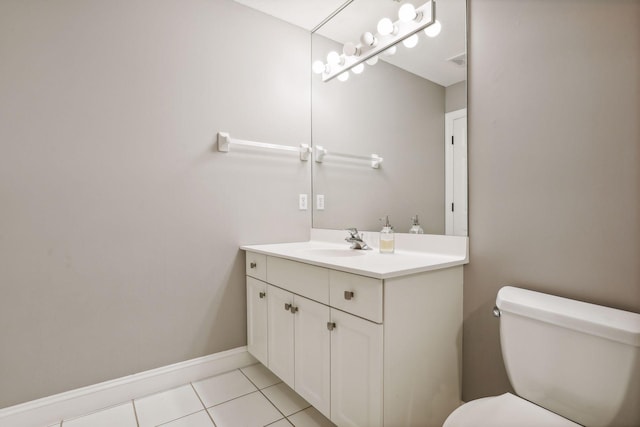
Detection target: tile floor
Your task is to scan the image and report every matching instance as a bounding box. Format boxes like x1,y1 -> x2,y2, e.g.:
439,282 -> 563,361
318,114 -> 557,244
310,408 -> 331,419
46,364 -> 336,427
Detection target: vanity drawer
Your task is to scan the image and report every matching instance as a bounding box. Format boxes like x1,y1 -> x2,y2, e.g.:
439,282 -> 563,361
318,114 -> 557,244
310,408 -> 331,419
267,256 -> 329,305
329,270 -> 382,323
246,252 -> 267,281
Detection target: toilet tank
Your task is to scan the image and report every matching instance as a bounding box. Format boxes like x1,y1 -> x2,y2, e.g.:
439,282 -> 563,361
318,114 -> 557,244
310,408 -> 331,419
496,286 -> 640,427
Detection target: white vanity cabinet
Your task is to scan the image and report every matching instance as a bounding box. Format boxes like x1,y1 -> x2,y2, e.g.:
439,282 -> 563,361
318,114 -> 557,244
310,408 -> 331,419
244,248 -> 463,427
246,276 -> 268,366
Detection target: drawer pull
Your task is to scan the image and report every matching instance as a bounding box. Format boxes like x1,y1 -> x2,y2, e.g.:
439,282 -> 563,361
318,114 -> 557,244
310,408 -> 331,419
284,303 -> 291,311
327,322 -> 336,331
290,306 -> 299,314
250,262 -> 257,269
259,292 -> 266,299
344,291 -> 355,300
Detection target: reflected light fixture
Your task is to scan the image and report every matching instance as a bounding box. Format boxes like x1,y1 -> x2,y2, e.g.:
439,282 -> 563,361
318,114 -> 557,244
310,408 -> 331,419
313,0 -> 439,82
327,50 -> 343,65
383,45 -> 397,56
352,63 -> 365,74
398,3 -> 421,23
377,17 -> 397,36
424,19 -> 442,37
312,60 -> 326,74
360,32 -> 378,47
337,72 -> 350,82
343,42 -> 359,57
402,34 -> 419,48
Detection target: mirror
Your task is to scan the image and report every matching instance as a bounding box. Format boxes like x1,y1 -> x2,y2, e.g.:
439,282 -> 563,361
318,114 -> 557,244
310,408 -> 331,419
311,0 -> 467,235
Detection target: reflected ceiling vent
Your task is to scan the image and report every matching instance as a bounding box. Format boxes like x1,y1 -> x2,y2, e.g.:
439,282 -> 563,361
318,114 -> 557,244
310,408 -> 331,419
447,52 -> 466,66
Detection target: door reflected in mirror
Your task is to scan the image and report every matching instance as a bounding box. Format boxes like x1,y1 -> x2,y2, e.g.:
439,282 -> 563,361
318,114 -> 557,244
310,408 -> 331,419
311,0 -> 467,236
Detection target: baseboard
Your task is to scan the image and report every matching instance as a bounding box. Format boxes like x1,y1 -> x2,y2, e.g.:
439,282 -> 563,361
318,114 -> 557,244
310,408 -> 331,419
0,346 -> 256,427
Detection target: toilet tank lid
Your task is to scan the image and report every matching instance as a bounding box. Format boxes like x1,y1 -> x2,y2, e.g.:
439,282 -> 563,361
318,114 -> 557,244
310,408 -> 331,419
496,286 -> 640,347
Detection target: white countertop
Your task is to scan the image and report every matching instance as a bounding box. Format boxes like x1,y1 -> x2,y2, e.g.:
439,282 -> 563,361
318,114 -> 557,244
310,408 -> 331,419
241,229 -> 469,279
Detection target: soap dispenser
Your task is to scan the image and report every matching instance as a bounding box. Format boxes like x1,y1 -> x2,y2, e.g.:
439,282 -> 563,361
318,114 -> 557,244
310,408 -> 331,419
379,215 -> 395,254
409,215 -> 424,234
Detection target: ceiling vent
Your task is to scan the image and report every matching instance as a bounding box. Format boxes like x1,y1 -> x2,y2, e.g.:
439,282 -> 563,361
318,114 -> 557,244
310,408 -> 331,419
447,52 -> 466,66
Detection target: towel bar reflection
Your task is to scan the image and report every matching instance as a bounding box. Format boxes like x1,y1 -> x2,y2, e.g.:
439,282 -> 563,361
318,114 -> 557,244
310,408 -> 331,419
314,145 -> 383,169
217,132 -> 311,161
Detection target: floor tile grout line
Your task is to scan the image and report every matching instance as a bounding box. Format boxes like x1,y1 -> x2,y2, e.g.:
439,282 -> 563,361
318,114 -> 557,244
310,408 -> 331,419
264,417 -> 293,427
287,407 -> 309,417
239,367 -> 320,425
189,382 -> 217,427
201,388 -> 264,410
238,365 -> 283,391
131,398 -> 140,427
238,367 -> 290,422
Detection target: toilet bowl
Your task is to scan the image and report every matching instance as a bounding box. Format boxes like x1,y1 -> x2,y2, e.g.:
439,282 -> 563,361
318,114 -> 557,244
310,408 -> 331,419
444,286 -> 640,427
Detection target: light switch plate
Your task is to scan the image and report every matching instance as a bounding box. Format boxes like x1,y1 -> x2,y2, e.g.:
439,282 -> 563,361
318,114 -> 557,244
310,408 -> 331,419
316,194 -> 325,210
299,194 -> 308,210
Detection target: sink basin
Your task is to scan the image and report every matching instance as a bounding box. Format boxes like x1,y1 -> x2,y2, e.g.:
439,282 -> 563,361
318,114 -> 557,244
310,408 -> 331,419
305,248 -> 368,257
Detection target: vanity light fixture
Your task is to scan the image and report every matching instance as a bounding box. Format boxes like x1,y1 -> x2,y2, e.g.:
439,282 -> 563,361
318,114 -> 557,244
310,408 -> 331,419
313,0 -> 437,82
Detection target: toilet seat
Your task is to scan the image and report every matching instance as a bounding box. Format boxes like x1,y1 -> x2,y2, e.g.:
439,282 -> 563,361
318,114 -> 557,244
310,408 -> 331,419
443,393 -> 582,427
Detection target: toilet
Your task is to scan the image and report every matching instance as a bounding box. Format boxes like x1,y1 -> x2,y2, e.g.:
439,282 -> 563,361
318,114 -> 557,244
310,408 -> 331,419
444,286 -> 640,427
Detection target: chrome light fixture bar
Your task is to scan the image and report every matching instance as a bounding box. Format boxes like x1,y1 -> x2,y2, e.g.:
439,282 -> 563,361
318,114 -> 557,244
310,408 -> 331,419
320,0 -> 436,82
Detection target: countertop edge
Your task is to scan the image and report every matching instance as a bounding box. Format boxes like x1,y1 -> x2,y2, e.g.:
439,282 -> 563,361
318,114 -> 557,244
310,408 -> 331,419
241,244 -> 468,279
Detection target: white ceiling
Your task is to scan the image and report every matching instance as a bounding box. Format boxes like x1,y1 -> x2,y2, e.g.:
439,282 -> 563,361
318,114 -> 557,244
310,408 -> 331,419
233,0 -> 466,87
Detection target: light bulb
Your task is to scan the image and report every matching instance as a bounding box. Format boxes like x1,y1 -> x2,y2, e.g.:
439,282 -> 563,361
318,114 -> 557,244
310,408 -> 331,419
424,20 -> 442,38
352,63 -> 364,74
383,45 -> 397,56
327,51 -> 341,65
360,31 -> 377,47
337,72 -> 349,82
343,42 -> 359,57
377,18 -> 395,36
402,34 -> 419,48
398,3 -> 417,22
366,55 -> 379,66
312,60 -> 326,74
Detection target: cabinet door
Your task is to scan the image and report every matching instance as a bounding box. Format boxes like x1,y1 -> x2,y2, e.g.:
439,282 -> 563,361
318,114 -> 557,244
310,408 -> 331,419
246,277 -> 268,366
330,309 -> 383,427
267,284 -> 295,387
294,295 -> 331,418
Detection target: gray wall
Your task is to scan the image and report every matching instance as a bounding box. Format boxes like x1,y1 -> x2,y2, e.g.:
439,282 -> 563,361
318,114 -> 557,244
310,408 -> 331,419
445,80 -> 467,113
312,36 -> 446,234
2,0 -> 639,411
464,0 -> 640,400
0,0 -> 311,407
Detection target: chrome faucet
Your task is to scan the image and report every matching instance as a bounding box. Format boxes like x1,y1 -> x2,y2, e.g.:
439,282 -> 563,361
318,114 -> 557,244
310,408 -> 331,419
345,228 -> 370,250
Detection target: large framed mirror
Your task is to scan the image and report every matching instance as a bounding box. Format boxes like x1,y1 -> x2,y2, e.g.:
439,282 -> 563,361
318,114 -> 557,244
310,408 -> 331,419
311,0 -> 467,236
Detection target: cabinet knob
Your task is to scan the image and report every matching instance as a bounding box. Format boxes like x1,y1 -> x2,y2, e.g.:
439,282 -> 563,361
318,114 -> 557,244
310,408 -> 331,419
290,306 -> 299,314
259,292 -> 266,299
344,291 -> 355,300
284,303 -> 291,311
250,262 -> 257,269
327,322 -> 336,331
